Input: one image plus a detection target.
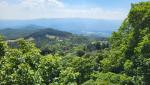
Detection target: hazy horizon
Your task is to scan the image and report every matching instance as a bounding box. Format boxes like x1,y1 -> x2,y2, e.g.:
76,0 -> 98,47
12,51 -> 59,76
0,0 -> 148,20
0,0 -> 149,37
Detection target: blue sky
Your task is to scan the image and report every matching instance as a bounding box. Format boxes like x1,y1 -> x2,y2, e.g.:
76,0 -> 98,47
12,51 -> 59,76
0,0 -> 148,20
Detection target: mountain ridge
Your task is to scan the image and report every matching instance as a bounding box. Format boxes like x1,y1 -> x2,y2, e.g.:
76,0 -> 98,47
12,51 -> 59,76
0,18 -> 122,35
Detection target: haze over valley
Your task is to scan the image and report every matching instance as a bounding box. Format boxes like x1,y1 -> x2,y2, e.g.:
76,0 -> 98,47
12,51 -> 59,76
0,0 -> 149,85
0,18 -> 122,37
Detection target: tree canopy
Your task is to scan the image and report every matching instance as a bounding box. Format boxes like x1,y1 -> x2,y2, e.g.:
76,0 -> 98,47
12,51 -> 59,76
0,1 -> 150,85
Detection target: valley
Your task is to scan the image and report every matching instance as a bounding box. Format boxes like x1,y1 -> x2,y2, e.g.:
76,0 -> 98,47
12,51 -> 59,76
0,1 -> 150,85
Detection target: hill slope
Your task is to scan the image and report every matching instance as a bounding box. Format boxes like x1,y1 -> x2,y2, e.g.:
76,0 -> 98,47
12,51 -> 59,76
0,25 -> 41,39
26,28 -> 72,39
24,28 -> 73,48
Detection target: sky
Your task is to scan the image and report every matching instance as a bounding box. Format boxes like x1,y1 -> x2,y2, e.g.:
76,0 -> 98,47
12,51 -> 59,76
0,0 -> 148,20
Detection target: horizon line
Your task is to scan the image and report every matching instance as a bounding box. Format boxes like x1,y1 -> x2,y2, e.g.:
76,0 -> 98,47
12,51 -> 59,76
0,18 -> 123,21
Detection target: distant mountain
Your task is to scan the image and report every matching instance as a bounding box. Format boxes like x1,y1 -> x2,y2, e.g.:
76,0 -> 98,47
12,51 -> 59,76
0,24 -> 73,40
25,28 -> 72,39
0,25 -> 41,39
2,26 -> 107,49
25,28 -> 74,48
2,27 -> 74,48
0,18 -> 122,36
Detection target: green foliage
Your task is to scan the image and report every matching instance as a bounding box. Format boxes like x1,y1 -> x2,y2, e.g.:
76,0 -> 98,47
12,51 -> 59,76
88,72 -> 134,85
75,50 -> 85,57
0,1 -> 150,85
85,41 -> 109,51
0,35 -> 7,57
0,39 -> 62,84
36,55 -> 61,84
58,67 -> 79,84
109,1 -> 150,84
124,60 -> 133,71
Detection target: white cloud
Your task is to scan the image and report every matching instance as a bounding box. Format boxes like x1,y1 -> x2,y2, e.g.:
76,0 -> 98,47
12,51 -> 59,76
53,8 -> 127,20
20,0 -> 64,9
47,0 -> 64,7
0,0 -> 127,20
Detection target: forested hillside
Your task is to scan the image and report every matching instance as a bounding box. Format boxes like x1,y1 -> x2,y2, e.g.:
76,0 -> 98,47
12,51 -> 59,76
0,1 -> 150,85
0,27 -> 40,40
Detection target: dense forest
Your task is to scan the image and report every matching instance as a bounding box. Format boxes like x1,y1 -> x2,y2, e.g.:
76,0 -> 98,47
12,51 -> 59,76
0,1 -> 150,85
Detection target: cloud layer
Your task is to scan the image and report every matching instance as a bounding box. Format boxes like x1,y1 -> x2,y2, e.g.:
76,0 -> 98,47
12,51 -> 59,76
0,0 -> 128,20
